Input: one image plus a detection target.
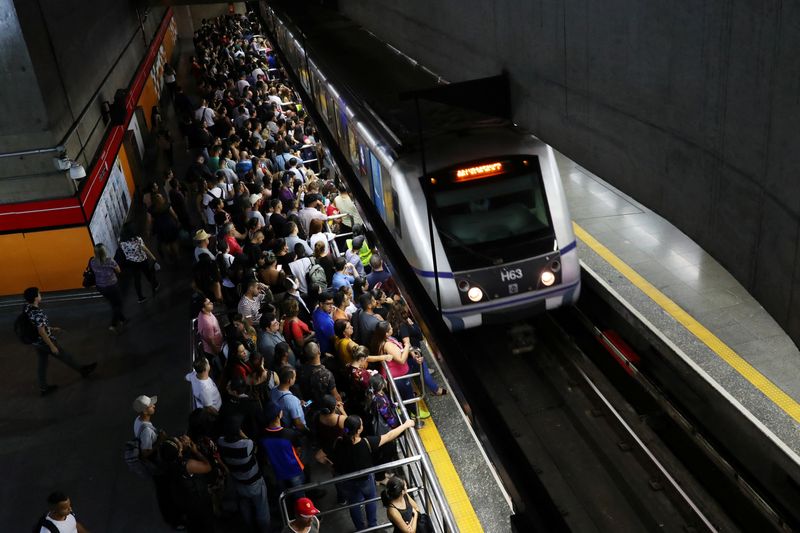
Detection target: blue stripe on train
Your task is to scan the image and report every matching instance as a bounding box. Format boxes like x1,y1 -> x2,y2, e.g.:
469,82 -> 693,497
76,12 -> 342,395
410,240 -> 577,279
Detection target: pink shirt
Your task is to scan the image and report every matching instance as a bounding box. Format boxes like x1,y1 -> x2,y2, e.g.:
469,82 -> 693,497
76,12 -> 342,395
384,336 -> 409,377
197,311 -> 223,354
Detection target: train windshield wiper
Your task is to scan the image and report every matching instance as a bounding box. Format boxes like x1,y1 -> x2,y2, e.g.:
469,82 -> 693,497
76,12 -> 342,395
438,228 -> 500,265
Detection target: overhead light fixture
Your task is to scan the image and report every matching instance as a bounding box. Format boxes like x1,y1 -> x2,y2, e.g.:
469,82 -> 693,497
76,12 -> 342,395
54,153 -> 87,180
53,156 -> 71,171
69,161 -> 86,180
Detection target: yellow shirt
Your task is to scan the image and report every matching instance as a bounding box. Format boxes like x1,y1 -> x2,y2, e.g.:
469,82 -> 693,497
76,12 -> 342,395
334,336 -> 358,365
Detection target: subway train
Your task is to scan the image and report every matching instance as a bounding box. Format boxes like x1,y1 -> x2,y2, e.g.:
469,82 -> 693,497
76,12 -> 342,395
260,1 -> 580,330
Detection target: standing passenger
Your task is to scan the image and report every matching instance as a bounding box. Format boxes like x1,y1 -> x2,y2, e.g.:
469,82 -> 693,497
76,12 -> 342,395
90,244 -> 127,333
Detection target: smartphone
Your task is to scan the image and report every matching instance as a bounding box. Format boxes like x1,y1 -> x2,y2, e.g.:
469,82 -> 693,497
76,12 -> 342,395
304,400 -> 313,407
276,264 -> 283,271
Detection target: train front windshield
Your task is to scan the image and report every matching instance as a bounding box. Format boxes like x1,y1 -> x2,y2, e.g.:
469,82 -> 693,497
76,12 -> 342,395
425,157 -> 555,271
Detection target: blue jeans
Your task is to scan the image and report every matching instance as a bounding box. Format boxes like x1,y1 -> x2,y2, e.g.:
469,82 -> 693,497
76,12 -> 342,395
407,357 -> 440,393
34,341 -> 83,389
97,283 -> 126,327
279,473 -> 305,511
341,474 -> 377,530
234,477 -> 270,533
393,374 -> 417,416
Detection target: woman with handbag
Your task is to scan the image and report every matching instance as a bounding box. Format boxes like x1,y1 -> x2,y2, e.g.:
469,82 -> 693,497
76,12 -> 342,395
367,374 -> 400,482
90,244 -> 127,333
120,223 -> 160,304
381,476 -> 434,533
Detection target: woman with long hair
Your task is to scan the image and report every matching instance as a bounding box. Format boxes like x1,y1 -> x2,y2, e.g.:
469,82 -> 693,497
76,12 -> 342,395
282,298 -> 314,352
386,299 -> 445,396
381,476 -> 428,533
308,218 -> 338,258
314,394 -> 347,458
90,243 -> 127,332
345,346 -> 373,417
246,351 -> 278,410
223,341 -> 251,392
312,239 -> 334,285
367,373 -> 401,481
368,321 -> 419,418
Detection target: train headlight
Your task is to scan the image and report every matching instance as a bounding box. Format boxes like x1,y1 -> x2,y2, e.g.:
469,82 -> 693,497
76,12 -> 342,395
467,287 -> 483,302
540,271 -> 556,287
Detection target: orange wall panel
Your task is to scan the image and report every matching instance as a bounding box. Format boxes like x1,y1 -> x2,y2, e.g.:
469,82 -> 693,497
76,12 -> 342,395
139,77 -> 158,130
117,147 -> 136,196
0,234 -> 38,295
0,227 -> 95,296
24,227 -> 95,292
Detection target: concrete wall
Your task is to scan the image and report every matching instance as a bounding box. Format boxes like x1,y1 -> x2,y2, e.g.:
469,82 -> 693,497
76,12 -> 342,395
0,1 -> 166,203
338,0 -> 800,344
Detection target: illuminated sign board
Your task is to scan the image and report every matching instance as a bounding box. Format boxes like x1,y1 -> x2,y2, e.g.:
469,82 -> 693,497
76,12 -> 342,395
454,162 -> 504,182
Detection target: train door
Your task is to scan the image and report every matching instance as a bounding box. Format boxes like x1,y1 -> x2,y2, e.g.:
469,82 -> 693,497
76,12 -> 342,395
369,152 -> 386,218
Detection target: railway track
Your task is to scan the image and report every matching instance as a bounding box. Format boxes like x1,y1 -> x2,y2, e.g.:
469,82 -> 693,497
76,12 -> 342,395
451,293 -> 783,532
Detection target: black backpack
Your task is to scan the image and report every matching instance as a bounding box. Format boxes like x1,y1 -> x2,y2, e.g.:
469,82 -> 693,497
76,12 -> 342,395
32,513 -> 59,533
350,309 -> 362,345
14,310 -> 38,344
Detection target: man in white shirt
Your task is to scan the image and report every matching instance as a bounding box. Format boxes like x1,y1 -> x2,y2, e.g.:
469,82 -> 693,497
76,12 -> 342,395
202,177 -> 226,227
132,394 -> 159,460
298,195 -> 345,236
194,98 -> 216,127
185,357 -> 222,412
38,491 -> 90,533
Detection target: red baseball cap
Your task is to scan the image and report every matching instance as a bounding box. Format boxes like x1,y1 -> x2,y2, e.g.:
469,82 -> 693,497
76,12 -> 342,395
295,497 -> 320,517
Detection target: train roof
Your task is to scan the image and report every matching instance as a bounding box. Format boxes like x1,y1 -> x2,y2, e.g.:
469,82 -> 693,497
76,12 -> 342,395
270,0 -> 508,151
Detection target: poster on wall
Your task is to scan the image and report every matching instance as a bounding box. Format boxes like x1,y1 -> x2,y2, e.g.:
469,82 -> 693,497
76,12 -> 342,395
89,157 -> 131,257
150,18 -> 178,98
128,113 -> 145,158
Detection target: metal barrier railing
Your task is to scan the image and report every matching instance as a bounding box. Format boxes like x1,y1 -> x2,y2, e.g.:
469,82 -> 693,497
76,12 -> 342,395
275,356 -> 454,532
278,455 -> 423,529
190,317 -> 199,412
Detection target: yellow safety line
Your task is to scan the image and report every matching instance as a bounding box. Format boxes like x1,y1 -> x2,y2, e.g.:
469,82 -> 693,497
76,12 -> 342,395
417,403 -> 484,532
573,222 -> 800,423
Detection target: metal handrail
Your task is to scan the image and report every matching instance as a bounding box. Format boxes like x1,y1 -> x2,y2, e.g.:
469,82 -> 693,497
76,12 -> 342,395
189,318 -> 199,412
274,353 -> 455,531
381,361 -> 457,532
278,455 -> 423,523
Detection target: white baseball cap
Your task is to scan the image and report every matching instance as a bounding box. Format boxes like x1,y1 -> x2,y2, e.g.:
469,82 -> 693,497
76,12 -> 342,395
132,395 -> 158,413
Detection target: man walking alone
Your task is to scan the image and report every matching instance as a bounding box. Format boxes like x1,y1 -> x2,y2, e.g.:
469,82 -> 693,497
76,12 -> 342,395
23,287 -> 97,396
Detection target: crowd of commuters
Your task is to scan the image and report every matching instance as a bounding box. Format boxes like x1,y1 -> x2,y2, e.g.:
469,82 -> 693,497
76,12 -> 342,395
105,12 -> 440,533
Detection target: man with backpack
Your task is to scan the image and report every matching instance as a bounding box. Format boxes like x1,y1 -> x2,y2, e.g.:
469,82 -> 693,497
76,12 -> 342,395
16,287 -> 96,396
34,491 -> 90,532
128,394 -> 183,529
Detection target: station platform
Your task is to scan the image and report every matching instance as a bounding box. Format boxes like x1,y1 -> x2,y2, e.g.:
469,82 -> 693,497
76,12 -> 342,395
558,150 -> 800,458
